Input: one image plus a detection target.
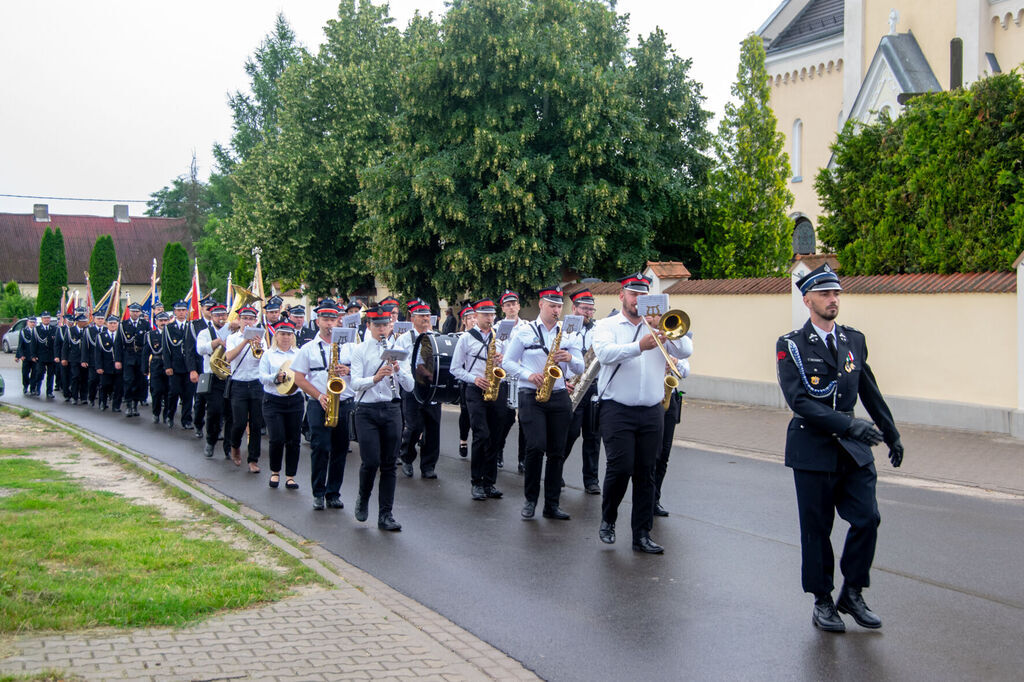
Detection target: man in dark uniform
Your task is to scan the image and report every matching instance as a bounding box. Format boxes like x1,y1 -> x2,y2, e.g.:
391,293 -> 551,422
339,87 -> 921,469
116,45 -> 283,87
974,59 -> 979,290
84,311 -> 105,406
776,263 -> 904,633
117,303 -> 150,418
146,312 -> 171,423
93,315 -> 122,410
63,312 -> 90,404
56,313 -> 71,399
291,306 -> 316,346
162,300 -> 194,428
188,297 -> 215,437
15,318 -> 37,394
30,311 -> 58,398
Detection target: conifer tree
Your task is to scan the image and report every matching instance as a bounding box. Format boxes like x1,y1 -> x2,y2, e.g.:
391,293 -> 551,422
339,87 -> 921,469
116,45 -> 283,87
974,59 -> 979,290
88,235 -> 119,301
161,242 -> 190,305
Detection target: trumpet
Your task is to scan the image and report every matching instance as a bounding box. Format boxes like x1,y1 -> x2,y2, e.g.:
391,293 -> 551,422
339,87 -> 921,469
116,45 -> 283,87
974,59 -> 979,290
249,336 -> 264,358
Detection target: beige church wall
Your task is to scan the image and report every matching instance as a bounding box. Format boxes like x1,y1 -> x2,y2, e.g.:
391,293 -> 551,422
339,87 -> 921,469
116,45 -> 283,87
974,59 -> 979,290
991,18 -> 1024,72
769,63 -> 845,225
864,0 -> 956,90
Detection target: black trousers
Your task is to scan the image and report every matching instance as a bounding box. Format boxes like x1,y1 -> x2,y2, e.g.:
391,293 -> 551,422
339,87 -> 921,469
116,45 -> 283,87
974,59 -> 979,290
194,390 -> 208,430
307,398 -> 352,499
122,362 -> 147,402
458,386 -> 471,441
69,363 -> 88,402
354,401 -> 402,515
263,393 -> 303,477
518,389 -> 571,508
464,384 -> 513,487
563,384 -> 601,488
149,368 -> 168,419
229,379 -> 263,463
87,367 -> 100,402
204,377 -> 231,454
59,362 -> 71,395
166,371 -> 195,426
793,452 -> 880,595
400,389 -> 442,474
32,361 -> 56,395
654,392 -> 682,503
20,359 -> 35,391
99,371 -> 123,408
600,401 -> 663,539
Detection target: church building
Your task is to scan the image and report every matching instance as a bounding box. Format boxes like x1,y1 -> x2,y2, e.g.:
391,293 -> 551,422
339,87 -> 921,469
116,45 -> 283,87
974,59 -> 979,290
759,0 -> 1024,249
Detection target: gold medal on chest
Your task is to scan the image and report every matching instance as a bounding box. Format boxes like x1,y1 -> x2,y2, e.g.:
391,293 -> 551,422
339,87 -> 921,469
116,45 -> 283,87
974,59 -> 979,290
810,376 -> 820,385
845,362 -> 854,372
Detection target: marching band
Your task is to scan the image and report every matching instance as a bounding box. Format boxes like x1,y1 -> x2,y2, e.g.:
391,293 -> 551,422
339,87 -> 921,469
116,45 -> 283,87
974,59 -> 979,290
16,270 -> 695,551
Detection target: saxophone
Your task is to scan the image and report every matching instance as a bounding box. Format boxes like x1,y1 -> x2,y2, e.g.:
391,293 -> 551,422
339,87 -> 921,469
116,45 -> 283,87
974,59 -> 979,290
482,331 -> 506,402
534,326 -> 563,403
323,342 -> 346,427
569,347 -> 600,411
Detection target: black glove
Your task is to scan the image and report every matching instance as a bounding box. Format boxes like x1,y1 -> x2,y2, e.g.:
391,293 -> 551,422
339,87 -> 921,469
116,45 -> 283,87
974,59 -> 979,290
846,418 -> 884,446
888,437 -> 904,468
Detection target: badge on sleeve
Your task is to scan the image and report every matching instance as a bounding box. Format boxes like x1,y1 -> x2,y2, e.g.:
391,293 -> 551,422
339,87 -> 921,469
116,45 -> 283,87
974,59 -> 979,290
777,351 -> 786,361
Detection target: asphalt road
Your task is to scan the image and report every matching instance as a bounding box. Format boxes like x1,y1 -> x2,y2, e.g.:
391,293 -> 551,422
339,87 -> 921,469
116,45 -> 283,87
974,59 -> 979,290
3,364 -> 1023,681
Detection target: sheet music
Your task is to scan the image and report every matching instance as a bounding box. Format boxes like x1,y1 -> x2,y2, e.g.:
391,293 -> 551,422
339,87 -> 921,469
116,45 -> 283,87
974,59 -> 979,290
331,327 -> 357,345
243,326 -> 265,340
636,294 -> 669,317
562,314 -> 584,334
495,319 -> 516,341
342,312 -> 360,329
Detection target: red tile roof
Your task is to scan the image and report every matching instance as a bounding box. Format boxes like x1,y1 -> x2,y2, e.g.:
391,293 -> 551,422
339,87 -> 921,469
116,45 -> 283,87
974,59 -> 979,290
645,261 -> 691,279
665,272 -> 1016,295
0,212 -> 189,284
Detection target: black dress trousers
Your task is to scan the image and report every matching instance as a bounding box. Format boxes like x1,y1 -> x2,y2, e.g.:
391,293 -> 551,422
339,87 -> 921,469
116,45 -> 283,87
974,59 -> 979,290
599,400 -> 664,539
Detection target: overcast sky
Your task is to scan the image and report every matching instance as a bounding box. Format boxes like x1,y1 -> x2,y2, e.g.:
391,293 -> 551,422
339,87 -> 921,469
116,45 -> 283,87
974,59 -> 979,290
0,0 -> 775,217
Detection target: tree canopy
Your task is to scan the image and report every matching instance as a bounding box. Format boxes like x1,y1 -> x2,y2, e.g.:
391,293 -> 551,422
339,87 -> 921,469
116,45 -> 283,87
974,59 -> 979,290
698,33 -> 793,278
816,71 -> 1024,274
88,235 -> 118,302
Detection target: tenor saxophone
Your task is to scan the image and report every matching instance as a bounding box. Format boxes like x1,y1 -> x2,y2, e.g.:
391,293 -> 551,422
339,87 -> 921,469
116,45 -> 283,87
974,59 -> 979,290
324,342 -> 346,427
569,347 -> 599,411
482,332 -> 506,402
534,326 -> 563,403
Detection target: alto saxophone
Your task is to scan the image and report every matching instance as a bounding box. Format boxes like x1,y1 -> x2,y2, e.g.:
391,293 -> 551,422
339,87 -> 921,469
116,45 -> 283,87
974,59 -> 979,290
569,347 -> 600,411
482,331 -> 506,402
324,342 -> 346,427
535,326 -> 563,403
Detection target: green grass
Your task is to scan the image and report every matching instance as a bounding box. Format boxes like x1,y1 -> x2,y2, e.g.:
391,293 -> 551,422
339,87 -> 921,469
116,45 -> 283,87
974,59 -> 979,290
0,454 -> 316,633
0,672 -> 81,682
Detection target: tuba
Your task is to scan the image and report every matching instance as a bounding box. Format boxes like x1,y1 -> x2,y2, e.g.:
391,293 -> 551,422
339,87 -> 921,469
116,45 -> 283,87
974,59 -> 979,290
482,331 -> 506,402
227,285 -> 261,323
209,345 -> 231,379
323,342 -> 346,427
535,325 -> 563,403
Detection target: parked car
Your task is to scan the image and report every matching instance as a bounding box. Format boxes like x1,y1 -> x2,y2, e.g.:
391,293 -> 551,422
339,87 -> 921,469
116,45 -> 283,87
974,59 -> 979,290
2,317 -> 30,353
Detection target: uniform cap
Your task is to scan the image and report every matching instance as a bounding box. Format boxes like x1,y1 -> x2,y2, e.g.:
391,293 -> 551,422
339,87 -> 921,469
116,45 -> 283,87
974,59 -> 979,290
209,303 -> 228,314
364,305 -> 391,323
570,289 -> 594,304
537,286 -> 564,303
105,315 -> 119,323
172,300 -> 188,310
409,300 -> 432,315
499,290 -> 519,305
264,296 -> 283,311
796,263 -> 842,295
155,312 -> 172,321
272,320 -> 296,334
619,273 -> 651,293
288,305 -> 306,316
473,299 -> 496,314
459,304 -> 476,319
238,306 -> 258,318
127,302 -> 142,311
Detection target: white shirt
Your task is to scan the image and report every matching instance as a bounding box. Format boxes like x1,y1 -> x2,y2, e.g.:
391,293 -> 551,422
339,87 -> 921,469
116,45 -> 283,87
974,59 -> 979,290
259,347 -> 299,395
591,314 -> 693,407
350,336 -> 414,403
195,324 -> 231,373
226,330 -> 263,382
503,318 -> 585,393
290,334 -> 355,399
812,321 -> 838,347
450,328 -> 497,384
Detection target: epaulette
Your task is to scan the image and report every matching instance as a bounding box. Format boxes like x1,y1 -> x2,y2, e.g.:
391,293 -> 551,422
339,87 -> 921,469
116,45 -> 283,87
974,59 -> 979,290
839,323 -> 862,335
782,330 -> 799,339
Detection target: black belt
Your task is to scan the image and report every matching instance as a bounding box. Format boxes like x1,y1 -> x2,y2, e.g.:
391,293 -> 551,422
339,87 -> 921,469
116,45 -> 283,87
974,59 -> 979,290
359,399 -> 401,408
793,410 -> 854,419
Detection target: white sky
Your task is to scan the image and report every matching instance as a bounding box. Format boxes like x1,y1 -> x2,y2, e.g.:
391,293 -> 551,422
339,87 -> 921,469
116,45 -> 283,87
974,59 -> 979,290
0,0 -> 775,217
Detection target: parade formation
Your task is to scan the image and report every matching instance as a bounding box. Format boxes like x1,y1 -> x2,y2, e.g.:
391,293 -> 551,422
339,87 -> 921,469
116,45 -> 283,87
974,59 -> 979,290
13,260 -> 912,633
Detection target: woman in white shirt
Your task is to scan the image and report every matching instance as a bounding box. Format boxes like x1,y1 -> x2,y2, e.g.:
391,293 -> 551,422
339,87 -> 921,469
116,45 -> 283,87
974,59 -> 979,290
259,320 -> 304,490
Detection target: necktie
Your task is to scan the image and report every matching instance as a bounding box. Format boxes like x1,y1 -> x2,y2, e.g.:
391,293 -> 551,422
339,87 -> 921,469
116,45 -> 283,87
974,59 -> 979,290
826,333 -> 838,364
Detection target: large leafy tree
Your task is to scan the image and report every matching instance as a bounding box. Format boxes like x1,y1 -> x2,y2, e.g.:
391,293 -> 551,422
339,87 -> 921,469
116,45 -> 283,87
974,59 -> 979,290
817,71 -> 1024,274
36,226 -> 68,314
699,33 -> 793,278
160,242 -> 190,305
226,0 -> 399,296
88,235 -> 118,302
358,0 -> 699,301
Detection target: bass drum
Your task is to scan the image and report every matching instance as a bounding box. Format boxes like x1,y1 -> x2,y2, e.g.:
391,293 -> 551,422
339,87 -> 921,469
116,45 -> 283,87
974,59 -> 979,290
414,333 -> 462,405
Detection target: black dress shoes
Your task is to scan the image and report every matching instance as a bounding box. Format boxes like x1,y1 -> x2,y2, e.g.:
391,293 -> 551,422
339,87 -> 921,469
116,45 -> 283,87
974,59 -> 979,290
653,502 -> 669,517
496,455 -> 503,469
354,496 -> 369,522
204,443 -> 214,458
599,521 -> 615,544
632,534 -> 664,554
153,413 -> 160,424
484,485 -> 503,498
585,483 -> 601,495
326,497 -> 344,509
458,442 -> 468,458
471,485 -> 487,501
312,496 -> 326,511
837,586 -> 882,629
194,427 -> 204,438
542,506 -> 570,520
402,461 -> 414,477
378,512 -> 402,531
521,500 -> 536,519
813,595 -> 846,632
422,469 -> 437,479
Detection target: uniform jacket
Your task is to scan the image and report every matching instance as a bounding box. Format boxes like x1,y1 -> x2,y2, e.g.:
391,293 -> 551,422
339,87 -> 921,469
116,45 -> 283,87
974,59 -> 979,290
776,319 -> 898,472
30,324 -> 57,363
145,328 -> 165,374
83,325 -> 101,368
55,326 -> 67,361
162,320 -> 190,373
93,328 -> 120,373
63,326 -> 86,364
15,327 -> 34,360
117,317 -> 150,366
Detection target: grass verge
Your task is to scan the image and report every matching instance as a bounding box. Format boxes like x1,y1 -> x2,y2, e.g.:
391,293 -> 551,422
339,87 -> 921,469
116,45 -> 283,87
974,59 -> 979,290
0,452 -> 316,634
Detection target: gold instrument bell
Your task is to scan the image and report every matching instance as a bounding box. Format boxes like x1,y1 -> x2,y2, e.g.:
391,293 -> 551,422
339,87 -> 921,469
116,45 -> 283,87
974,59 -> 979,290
658,309 -> 690,339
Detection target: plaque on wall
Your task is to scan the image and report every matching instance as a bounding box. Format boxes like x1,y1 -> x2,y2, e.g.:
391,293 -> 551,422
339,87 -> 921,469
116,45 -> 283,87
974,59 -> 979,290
793,218 -> 816,255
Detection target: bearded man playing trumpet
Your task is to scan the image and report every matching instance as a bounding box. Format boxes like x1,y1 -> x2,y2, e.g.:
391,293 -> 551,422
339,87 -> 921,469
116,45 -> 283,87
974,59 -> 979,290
224,305 -> 265,471
591,273 -> 691,554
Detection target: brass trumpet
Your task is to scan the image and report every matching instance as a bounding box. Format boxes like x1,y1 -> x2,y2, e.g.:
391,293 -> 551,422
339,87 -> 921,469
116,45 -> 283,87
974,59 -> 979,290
249,336 -> 264,359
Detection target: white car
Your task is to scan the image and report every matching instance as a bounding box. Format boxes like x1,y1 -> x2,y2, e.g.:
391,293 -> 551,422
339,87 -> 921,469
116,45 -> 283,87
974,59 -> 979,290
2,317 -> 30,353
